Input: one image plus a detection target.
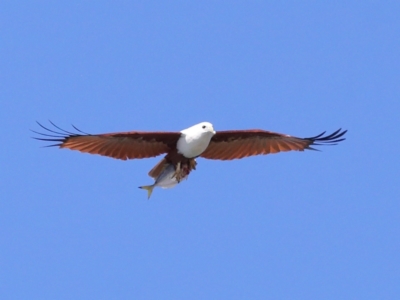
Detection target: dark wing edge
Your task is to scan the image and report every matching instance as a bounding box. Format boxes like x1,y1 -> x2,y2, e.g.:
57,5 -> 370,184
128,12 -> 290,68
31,121 -> 181,160
31,121 -> 86,147
304,128 -> 347,151
200,128 -> 347,160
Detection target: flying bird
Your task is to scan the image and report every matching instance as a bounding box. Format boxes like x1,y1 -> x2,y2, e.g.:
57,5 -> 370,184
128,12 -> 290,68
32,121 -> 347,196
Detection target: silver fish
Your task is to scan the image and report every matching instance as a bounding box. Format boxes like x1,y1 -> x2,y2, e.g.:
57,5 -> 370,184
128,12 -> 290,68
139,164 -> 188,199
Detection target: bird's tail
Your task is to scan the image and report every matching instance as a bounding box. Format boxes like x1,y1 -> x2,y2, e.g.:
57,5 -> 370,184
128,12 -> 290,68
148,158 -> 168,179
139,185 -> 155,199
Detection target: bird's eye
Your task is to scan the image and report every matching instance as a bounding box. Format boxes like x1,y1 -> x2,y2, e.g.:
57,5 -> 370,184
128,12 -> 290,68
202,125 -> 206,129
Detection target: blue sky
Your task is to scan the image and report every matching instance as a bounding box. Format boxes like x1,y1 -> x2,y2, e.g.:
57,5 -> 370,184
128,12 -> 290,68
1,1 -> 400,299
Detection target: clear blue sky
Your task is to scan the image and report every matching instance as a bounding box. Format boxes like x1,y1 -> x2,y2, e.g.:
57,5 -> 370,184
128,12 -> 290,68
1,2 -> 399,299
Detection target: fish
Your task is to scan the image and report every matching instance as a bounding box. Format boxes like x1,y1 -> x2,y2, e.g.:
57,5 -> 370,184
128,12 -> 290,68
139,163 -> 190,199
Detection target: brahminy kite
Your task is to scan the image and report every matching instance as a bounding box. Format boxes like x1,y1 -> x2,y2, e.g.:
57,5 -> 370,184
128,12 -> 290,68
33,121 -> 347,190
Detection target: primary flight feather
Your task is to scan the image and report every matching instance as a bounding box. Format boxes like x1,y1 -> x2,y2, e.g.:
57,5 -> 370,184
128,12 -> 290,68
33,121 -> 347,197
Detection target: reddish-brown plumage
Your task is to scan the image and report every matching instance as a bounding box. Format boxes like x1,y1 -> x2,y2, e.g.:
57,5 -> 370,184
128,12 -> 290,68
200,130 -> 312,160
32,122 -> 346,182
45,130 -> 180,160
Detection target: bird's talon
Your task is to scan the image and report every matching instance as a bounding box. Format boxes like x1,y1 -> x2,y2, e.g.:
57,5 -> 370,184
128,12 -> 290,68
190,159 -> 197,170
173,162 -> 181,181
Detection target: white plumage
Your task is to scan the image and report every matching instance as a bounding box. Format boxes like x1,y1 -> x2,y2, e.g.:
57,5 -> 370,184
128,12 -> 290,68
33,121 -> 347,198
177,122 -> 216,158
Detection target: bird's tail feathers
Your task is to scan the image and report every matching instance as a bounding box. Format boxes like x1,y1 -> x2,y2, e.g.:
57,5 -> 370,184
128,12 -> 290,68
148,158 -> 168,179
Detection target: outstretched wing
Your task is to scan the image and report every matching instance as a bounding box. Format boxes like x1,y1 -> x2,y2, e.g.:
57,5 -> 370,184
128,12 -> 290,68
32,121 -> 181,160
200,128 -> 347,160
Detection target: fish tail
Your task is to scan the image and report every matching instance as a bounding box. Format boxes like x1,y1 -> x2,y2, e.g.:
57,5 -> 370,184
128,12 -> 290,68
139,185 -> 155,199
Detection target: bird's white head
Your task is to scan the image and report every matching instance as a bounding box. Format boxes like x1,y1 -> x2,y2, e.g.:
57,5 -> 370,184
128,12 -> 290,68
181,122 -> 216,136
178,122 -> 216,157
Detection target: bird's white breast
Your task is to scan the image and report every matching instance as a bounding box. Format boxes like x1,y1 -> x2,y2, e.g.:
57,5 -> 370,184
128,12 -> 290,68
177,122 -> 215,158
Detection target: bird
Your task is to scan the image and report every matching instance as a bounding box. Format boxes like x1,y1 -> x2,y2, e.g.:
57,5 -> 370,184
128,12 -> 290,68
32,121 -> 347,190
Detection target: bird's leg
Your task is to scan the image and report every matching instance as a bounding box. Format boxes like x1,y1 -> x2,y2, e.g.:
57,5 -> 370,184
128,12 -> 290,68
173,162 -> 182,182
181,163 -> 189,177
189,159 -> 197,170
173,160 -> 195,182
